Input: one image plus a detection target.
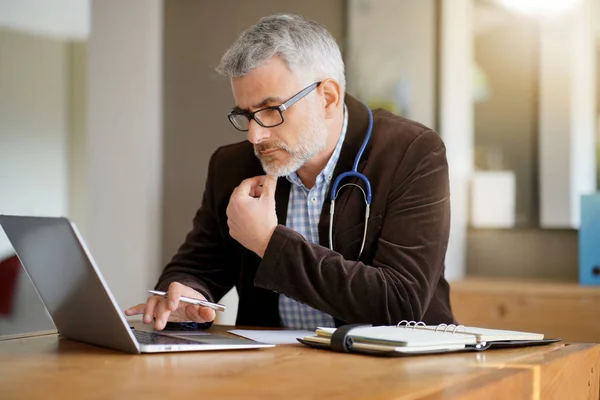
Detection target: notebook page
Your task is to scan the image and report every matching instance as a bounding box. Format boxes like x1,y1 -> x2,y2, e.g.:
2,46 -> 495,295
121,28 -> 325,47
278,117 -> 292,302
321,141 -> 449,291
352,341 -> 467,354
417,326 -> 544,342
319,326 -> 478,347
456,327 -> 544,342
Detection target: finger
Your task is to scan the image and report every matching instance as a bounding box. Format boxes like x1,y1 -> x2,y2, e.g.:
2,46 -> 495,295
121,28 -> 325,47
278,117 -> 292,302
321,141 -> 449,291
124,303 -> 146,316
166,282 -> 185,311
143,296 -> 161,324
183,304 -> 215,323
252,185 -> 264,197
160,281 -> 210,311
179,289 -> 210,303
153,299 -> 172,330
199,306 -> 216,323
225,197 -> 235,219
234,175 -> 267,197
184,304 -> 205,323
260,174 -> 278,199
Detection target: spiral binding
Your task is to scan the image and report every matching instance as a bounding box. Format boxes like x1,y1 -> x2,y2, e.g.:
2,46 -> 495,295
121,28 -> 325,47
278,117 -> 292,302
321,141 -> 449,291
396,320 -> 467,334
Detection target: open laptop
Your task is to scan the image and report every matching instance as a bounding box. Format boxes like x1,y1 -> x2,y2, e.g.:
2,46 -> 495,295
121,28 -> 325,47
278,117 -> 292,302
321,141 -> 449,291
0,215 -> 274,353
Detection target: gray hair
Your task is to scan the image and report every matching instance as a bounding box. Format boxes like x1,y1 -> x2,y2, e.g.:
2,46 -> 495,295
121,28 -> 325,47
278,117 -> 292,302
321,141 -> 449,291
216,14 -> 345,96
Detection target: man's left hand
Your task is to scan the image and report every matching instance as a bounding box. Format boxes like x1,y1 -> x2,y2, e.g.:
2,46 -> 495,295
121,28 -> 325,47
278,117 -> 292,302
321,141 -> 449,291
226,174 -> 278,257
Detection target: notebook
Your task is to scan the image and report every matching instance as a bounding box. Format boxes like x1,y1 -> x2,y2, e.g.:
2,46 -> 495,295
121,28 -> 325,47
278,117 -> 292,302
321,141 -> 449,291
298,321 -> 559,356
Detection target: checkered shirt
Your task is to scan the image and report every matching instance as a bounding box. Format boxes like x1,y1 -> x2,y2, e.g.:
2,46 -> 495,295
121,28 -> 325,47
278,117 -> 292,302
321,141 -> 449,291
278,105 -> 349,330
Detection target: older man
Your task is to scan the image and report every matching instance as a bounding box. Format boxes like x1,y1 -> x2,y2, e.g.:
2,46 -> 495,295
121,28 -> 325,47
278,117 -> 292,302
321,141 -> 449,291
126,14 -> 455,330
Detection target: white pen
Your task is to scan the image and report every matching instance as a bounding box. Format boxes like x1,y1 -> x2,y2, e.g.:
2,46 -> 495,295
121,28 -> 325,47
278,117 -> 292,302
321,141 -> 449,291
148,290 -> 226,312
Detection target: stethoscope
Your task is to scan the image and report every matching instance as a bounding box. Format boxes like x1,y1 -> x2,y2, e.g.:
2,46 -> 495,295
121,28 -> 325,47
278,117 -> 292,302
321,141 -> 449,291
328,103 -> 373,259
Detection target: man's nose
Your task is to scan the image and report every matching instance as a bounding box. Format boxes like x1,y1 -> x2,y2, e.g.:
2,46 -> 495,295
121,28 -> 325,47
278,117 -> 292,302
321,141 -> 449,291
247,120 -> 271,144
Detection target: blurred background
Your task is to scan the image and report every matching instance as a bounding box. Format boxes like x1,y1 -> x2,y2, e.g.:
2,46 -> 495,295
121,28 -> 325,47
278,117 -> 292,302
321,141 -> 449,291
1,0 -> 599,341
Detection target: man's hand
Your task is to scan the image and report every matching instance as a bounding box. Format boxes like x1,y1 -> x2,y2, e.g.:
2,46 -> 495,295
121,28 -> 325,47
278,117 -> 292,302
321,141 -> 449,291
226,174 -> 278,257
124,282 -> 216,331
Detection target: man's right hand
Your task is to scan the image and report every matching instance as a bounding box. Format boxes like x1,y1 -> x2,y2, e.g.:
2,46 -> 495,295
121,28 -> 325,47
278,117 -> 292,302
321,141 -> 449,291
124,282 -> 216,330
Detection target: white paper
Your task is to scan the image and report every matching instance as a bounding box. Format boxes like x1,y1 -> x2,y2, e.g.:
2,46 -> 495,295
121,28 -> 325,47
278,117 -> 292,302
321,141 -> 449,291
228,329 -> 313,345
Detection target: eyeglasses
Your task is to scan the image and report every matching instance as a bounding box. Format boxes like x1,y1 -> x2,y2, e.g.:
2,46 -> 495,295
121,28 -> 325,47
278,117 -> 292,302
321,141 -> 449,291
227,82 -> 321,132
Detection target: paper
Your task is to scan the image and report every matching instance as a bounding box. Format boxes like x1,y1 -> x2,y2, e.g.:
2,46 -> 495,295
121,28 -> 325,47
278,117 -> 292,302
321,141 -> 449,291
228,329 -> 314,345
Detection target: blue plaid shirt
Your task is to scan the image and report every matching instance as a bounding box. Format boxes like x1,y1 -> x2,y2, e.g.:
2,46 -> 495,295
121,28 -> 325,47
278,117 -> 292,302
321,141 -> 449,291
278,105 -> 348,330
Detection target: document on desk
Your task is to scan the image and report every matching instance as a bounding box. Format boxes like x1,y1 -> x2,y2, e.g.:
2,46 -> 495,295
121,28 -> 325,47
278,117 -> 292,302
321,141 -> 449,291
228,329 -> 314,345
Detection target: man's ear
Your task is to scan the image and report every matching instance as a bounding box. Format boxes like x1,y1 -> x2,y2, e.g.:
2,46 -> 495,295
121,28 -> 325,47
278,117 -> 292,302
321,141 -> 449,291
318,79 -> 343,119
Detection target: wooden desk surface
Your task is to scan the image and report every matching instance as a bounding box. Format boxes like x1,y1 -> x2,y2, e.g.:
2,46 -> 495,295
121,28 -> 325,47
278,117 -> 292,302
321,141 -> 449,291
0,326 -> 598,400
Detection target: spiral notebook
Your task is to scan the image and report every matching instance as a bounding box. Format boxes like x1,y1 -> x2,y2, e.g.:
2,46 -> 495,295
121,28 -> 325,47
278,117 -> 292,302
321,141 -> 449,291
298,321 -> 560,356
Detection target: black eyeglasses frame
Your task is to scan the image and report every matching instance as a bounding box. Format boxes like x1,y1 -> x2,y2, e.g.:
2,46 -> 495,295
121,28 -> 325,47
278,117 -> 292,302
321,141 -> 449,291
227,81 -> 322,132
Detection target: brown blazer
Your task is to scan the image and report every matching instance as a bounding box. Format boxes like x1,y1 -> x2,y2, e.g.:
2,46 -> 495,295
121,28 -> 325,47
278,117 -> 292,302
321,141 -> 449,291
156,94 -> 455,327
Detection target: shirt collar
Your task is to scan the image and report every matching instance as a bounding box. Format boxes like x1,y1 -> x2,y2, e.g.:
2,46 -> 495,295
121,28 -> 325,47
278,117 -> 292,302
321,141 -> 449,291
286,104 -> 348,189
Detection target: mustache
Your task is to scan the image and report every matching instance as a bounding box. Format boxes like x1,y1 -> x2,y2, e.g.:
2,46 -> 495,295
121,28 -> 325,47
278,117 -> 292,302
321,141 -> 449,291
254,141 -> 291,154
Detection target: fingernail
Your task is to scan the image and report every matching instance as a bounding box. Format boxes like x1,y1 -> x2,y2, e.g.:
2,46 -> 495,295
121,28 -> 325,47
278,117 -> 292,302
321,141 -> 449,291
169,300 -> 176,310
157,319 -> 164,327
144,314 -> 150,323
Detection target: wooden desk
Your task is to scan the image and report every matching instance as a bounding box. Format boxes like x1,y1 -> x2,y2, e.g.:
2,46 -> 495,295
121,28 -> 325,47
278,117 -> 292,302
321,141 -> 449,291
0,327 -> 598,400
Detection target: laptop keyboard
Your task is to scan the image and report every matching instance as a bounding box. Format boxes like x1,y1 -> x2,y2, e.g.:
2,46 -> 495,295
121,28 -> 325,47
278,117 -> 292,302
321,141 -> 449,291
133,329 -> 200,345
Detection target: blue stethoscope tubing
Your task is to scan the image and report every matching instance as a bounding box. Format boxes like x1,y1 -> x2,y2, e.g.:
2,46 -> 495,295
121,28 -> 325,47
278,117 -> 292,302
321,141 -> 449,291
328,102 -> 373,259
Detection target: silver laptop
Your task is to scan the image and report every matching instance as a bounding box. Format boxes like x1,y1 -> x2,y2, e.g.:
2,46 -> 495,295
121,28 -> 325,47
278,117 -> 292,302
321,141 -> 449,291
0,215 -> 274,353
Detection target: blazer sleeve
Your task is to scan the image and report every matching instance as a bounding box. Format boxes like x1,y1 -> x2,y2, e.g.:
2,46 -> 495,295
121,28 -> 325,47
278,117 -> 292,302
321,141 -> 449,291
155,147 -> 235,303
254,130 -> 450,325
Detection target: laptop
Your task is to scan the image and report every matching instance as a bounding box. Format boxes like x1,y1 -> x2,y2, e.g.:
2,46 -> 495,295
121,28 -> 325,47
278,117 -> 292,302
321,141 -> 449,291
0,215 -> 274,353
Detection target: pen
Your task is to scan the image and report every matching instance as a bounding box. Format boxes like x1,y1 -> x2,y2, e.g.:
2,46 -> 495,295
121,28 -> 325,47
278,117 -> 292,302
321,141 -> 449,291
148,290 -> 227,312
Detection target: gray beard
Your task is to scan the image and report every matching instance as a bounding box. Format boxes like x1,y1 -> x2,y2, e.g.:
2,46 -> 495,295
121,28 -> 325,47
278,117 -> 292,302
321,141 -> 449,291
253,115 -> 328,177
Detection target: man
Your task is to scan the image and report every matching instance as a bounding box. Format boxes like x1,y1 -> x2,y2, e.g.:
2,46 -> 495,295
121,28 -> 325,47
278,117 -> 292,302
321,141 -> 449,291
125,14 -> 455,330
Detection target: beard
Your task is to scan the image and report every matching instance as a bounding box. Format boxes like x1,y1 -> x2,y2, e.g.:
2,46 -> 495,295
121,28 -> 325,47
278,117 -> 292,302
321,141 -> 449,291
253,111 -> 328,177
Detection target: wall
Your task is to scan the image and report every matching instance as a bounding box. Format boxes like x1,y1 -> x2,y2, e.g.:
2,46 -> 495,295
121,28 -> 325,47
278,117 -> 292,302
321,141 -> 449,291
538,0 -> 597,229
162,0 -> 345,324
67,41 -> 88,233
0,28 -> 69,257
473,6 -> 538,227
439,0 -> 473,281
346,0 -> 436,128
466,1 -> 590,280
0,0 -> 89,40
85,0 -> 163,310
466,228 -> 578,280
0,27 -> 70,334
